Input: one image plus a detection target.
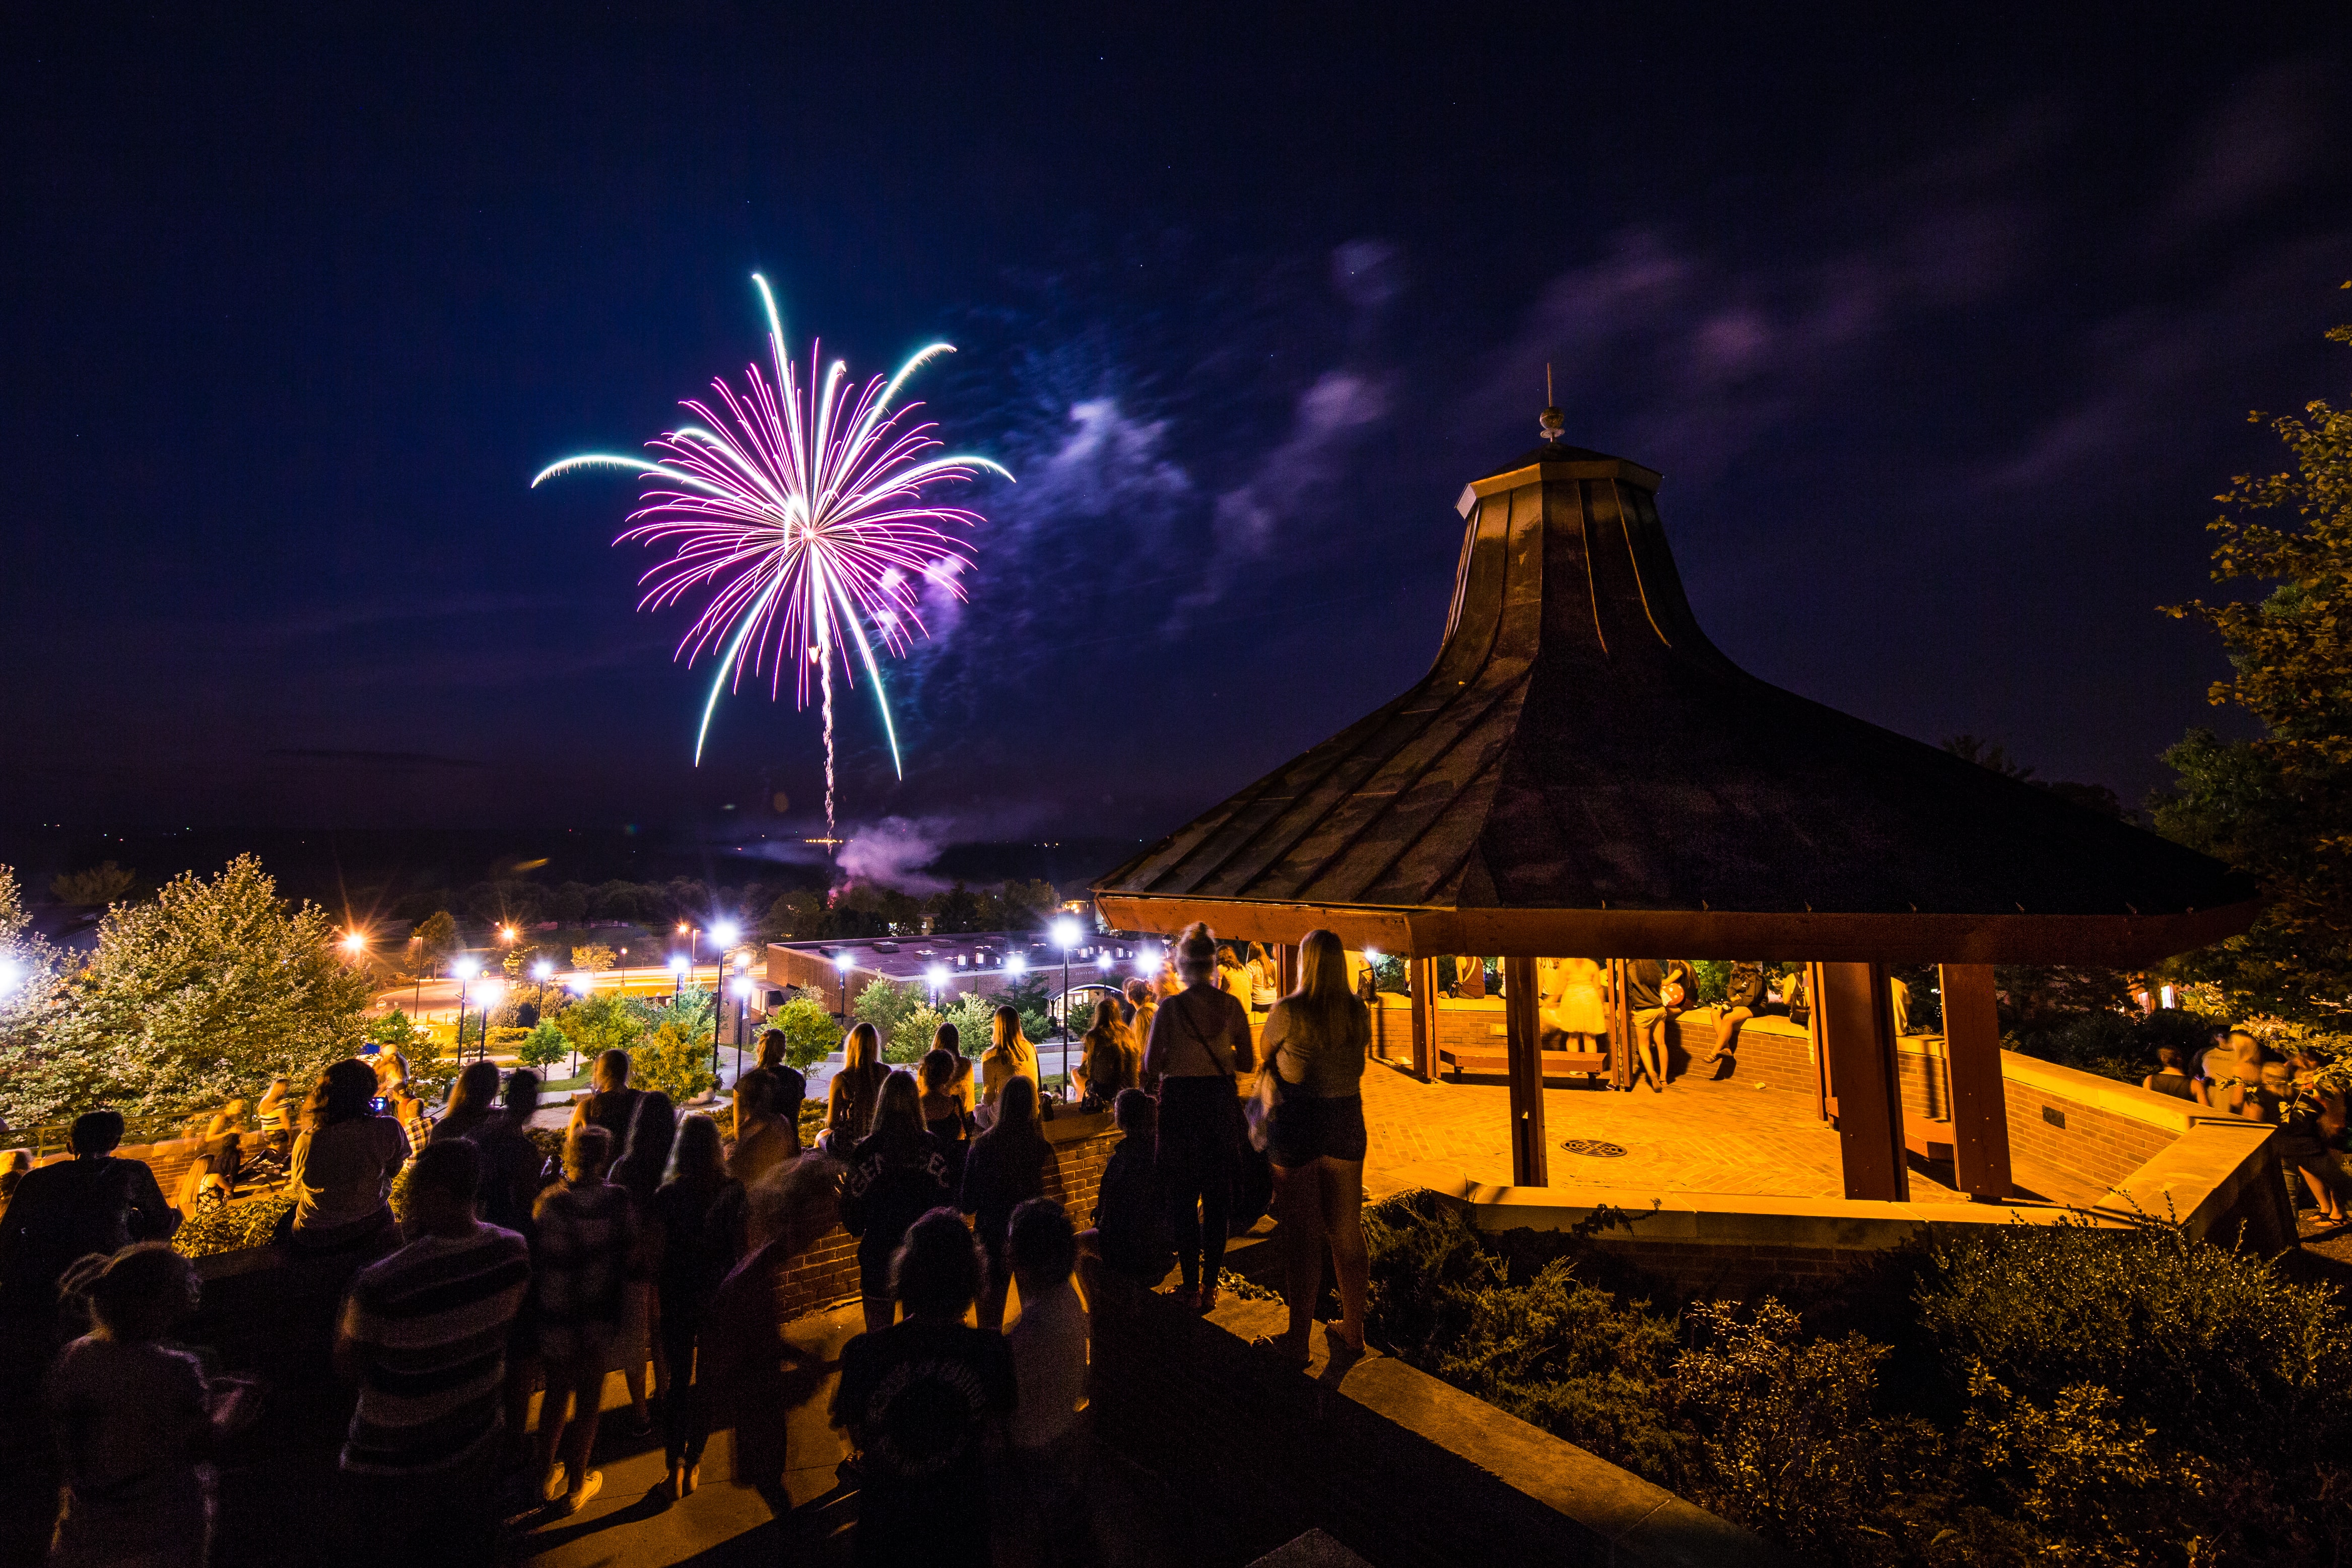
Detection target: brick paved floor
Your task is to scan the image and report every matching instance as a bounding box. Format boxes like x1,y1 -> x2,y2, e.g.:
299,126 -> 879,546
1356,1057 -> 2109,1208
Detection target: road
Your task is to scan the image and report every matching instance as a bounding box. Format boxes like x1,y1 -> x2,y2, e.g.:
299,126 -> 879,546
371,963 -> 744,1022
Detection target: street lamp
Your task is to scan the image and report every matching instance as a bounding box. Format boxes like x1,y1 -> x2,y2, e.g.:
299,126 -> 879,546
679,922 -> 699,966
1135,946 -> 1162,980
669,952 -> 689,996
832,951 -> 854,1020
1005,952 -> 1027,978
0,959 -> 23,997
729,974 -> 755,1077
474,978 -> 505,1061
342,930 -> 368,958
530,958 -> 554,1021
926,963 -> 948,1007
711,921 -> 739,988
409,934 -> 424,1013
452,957 -> 482,1060
564,974 -> 591,1076
1051,917 -> 1081,1100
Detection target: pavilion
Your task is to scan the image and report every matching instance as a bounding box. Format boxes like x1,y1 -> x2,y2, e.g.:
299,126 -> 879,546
1093,413 -> 2259,1200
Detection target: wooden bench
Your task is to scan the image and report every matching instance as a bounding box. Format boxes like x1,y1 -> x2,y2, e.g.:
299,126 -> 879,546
1437,1047 -> 1612,1082
1902,1116 -> 1955,1164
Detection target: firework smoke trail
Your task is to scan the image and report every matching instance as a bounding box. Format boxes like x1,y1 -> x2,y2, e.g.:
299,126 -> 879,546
533,275 -> 1011,840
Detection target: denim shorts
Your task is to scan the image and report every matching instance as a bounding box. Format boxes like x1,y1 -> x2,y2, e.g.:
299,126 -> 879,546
1266,1089 -> 1368,1167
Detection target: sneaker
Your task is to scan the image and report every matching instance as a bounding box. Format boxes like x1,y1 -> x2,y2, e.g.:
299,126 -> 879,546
541,1462 -> 568,1503
557,1469 -> 603,1516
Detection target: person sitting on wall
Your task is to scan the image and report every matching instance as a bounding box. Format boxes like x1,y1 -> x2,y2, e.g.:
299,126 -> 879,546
0,1110 -> 181,1322
1711,961 -> 1768,1078
2239,1060 -> 2350,1224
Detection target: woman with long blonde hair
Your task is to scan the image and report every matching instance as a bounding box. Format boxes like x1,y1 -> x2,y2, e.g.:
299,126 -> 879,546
1258,927 -> 1373,1361
1141,922 -> 1256,1312
979,1004 -> 1038,1116
820,1022 -> 890,1154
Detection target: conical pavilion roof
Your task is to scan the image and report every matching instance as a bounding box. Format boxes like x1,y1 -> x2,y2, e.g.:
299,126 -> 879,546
1093,438 -> 2258,963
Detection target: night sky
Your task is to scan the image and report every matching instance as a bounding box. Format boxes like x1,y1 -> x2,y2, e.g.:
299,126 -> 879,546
8,7 -> 2350,884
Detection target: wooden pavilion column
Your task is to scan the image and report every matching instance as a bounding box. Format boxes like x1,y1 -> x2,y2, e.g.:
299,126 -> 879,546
1408,958 -> 1440,1082
1503,957 -> 1548,1186
1817,960 -> 1908,1201
1605,959 -> 1635,1090
1274,942 -> 1298,996
1938,963 -> 2013,1200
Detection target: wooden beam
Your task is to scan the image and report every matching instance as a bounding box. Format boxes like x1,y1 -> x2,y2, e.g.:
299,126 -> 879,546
1409,958 -> 1440,1083
1503,957 -> 1547,1187
1817,961 -> 1908,1201
1606,959 -> 1634,1090
1938,963 -> 2013,1200
1805,962 -> 1831,1123
1090,892 -> 2260,969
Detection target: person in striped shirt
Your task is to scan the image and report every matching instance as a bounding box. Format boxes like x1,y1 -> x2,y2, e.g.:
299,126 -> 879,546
332,1138 -> 529,1567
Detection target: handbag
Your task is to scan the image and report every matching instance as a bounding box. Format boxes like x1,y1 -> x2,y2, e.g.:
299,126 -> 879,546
1244,1036 -> 1283,1153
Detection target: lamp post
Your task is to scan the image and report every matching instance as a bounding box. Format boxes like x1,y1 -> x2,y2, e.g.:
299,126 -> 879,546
474,978 -> 504,1061
926,963 -> 948,1009
1051,917 -> 1081,1100
452,957 -> 481,1061
530,959 -> 554,1023
670,952 -> 689,996
833,951 -> 853,1021
711,921 -> 740,992
564,974 -> 590,1076
729,974 -> 754,1078
409,935 -> 424,1013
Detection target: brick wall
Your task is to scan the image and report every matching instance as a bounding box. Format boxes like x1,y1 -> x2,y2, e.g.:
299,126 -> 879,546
1896,1047 -> 1950,1120
768,1111 -> 1124,1320
2001,1075 -> 2179,1192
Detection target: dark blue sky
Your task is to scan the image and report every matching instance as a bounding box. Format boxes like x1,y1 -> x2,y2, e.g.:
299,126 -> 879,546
7,5 -> 2349,880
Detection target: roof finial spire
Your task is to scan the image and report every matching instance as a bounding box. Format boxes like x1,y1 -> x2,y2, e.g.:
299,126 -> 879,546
1538,362 -> 1564,443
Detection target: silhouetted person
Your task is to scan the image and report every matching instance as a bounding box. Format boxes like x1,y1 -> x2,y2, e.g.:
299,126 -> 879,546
959,1075 -> 1052,1332
1141,921 -> 1256,1312
288,1059 -> 409,1253
46,1245 -> 256,1568
463,1068 -> 551,1240
831,1209 -> 1015,1568
567,1049 -> 644,1145
1260,928 -> 1373,1364
652,1114 -> 746,1502
841,1072 -> 954,1334
429,1060 -> 503,1144
531,1125 -> 640,1515
332,1139 -> 528,1567
0,1111 -> 179,1321
1086,1089 -> 1174,1287
1006,1198 -> 1090,1563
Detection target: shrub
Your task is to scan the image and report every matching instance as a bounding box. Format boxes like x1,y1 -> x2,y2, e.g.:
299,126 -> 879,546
174,1194 -> 291,1259
769,992 -> 841,1069
851,975 -> 925,1044
938,993 -> 998,1057
887,1004 -> 945,1064
633,1020 -> 718,1103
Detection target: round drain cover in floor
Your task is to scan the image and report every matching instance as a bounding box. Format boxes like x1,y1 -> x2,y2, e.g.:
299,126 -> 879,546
1559,1138 -> 1627,1157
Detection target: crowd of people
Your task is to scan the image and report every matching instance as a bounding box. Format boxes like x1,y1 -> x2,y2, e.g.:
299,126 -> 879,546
0,918 -> 1383,1568
2145,1022 -> 2351,1222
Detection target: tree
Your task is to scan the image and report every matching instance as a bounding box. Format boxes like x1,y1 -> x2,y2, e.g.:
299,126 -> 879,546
768,991 -> 841,1069
571,943 -> 616,975
51,861 -> 135,906
633,1020 -> 718,1102
552,992 -> 642,1065
767,888 -> 829,940
851,974 -> 924,1038
517,1019 -> 571,1073
2158,295 -> 2352,1024
412,911 -> 459,972
928,881 -> 984,934
0,855 -> 372,1126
